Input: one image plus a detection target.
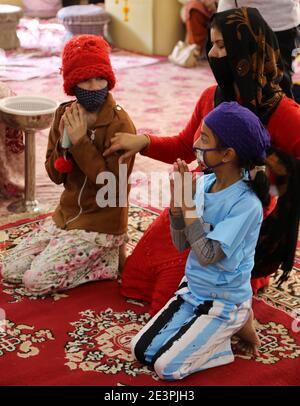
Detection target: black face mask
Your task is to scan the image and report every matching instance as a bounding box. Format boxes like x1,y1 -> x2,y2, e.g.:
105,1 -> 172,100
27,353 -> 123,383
209,56 -> 235,90
73,85 -> 108,112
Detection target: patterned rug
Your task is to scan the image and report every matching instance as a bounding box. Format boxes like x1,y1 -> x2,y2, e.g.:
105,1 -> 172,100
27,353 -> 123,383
0,206 -> 300,386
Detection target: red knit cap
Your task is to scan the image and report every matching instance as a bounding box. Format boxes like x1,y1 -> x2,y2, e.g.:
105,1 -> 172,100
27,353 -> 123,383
61,35 -> 116,96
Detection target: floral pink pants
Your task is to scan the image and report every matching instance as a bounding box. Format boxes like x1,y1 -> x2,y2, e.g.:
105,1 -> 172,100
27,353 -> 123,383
0,219 -> 126,296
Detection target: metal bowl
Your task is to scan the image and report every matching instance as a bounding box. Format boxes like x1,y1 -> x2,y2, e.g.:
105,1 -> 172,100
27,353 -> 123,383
0,96 -> 58,130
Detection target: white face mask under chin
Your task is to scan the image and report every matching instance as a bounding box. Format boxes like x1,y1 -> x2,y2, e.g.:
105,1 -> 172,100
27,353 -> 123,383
195,149 -> 206,168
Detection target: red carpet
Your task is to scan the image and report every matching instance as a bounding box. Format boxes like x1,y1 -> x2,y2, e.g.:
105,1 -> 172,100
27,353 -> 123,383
0,207 -> 300,386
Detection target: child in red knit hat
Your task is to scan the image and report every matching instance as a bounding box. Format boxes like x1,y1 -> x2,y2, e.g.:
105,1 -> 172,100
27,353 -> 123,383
1,35 -> 136,296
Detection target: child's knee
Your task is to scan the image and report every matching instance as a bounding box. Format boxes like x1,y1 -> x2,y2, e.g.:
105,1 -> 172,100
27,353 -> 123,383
154,358 -> 184,381
23,268 -> 51,296
131,336 -> 178,380
154,358 -> 174,380
131,335 -> 147,364
1,255 -> 34,283
0,263 -> 11,282
23,269 -> 39,292
1,264 -> 11,281
130,336 -> 139,360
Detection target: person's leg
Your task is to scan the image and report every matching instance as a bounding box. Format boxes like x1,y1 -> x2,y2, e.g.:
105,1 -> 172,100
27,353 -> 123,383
1,221 -> 52,284
153,299 -> 251,380
131,295 -> 193,364
23,232 -> 121,295
275,27 -> 299,98
234,308 -> 260,356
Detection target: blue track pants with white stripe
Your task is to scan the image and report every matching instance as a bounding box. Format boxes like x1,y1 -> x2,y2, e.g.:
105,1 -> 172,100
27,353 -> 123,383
131,293 -> 251,380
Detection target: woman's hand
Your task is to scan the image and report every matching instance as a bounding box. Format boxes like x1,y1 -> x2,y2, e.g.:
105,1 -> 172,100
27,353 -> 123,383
103,133 -> 150,163
62,102 -> 87,145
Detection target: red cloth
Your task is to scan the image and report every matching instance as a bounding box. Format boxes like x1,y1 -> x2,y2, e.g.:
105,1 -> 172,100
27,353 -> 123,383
61,35 -> 116,95
121,86 -> 300,316
185,1 -> 214,47
54,156 -> 73,173
251,275 -> 270,294
185,1 -> 212,20
186,9 -> 209,48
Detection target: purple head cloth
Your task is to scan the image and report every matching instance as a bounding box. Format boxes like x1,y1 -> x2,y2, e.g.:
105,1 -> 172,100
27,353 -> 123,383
204,101 -> 270,161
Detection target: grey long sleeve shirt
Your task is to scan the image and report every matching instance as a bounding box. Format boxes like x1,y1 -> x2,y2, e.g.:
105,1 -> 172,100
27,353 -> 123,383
169,210 -> 225,266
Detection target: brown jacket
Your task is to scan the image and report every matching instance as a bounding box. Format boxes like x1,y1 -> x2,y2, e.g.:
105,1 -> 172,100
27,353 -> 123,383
45,93 -> 136,235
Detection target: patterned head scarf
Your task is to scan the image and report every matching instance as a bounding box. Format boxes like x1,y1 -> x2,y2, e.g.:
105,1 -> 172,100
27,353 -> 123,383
209,7 -> 284,124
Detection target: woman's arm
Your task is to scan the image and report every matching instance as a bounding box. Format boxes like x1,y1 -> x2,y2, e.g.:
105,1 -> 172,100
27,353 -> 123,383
103,86 -> 216,164
141,87 -> 215,164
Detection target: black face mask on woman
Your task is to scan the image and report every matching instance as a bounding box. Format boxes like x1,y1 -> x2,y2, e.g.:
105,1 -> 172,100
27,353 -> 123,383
209,56 -> 235,98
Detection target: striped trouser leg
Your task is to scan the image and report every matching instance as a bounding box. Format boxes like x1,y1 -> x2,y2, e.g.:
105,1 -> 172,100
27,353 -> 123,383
131,276 -> 189,364
131,294 -> 188,365
153,299 -> 251,380
132,295 -> 251,380
131,286 -> 214,366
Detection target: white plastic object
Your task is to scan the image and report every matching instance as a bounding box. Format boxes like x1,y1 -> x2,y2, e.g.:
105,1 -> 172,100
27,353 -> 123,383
62,127 -> 72,149
0,96 -> 58,116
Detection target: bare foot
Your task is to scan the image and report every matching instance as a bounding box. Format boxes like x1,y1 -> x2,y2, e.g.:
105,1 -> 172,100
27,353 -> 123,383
235,309 -> 260,356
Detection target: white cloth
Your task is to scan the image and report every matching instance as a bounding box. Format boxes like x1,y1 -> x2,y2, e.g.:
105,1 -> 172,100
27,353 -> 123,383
217,0 -> 300,31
